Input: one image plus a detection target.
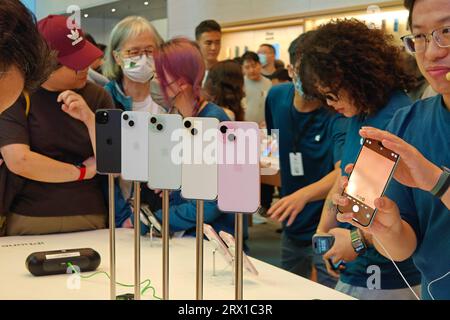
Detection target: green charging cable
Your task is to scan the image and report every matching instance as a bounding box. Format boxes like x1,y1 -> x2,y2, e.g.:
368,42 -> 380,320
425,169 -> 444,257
67,262 -> 162,300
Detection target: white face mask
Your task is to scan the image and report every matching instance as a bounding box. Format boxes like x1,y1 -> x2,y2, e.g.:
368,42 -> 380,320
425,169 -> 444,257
122,55 -> 154,83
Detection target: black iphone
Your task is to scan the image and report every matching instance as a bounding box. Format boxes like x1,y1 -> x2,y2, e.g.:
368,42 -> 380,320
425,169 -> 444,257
95,109 -> 122,174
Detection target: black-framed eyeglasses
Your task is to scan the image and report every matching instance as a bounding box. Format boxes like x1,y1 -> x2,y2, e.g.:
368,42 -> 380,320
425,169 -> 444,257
119,47 -> 154,58
401,26 -> 450,54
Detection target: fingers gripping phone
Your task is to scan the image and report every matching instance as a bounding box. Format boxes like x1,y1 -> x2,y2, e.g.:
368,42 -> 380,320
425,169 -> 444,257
181,117 -> 219,201
203,224 -> 234,265
148,114 -> 183,190
121,111 -> 151,182
337,138 -> 400,227
95,109 -> 122,174
217,122 -> 260,214
219,231 -> 259,276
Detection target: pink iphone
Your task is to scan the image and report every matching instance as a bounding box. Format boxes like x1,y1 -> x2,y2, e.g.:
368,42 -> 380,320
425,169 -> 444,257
217,121 -> 260,213
219,231 -> 259,276
203,224 -> 234,265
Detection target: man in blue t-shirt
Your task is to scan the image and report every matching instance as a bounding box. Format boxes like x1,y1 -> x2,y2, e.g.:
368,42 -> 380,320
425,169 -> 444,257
265,33 -> 348,287
336,0 -> 450,300
342,96 -> 450,300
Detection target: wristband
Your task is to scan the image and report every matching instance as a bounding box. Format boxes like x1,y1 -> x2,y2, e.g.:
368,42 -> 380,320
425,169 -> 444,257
350,228 -> 367,255
75,164 -> 87,181
430,166 -> 450,199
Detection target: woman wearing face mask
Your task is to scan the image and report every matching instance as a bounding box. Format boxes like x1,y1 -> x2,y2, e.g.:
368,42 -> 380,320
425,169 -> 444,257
141,37 -> 248,241
103,16 -> 165,230
103,16 -> 164,114
304,19 -> 423,300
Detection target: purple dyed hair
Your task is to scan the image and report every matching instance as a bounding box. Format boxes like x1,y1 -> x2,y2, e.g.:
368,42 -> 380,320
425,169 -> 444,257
154,37 -> 206,114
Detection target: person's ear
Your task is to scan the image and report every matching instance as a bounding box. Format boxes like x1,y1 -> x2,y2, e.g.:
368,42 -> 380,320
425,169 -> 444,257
178,81 -> 191,93
113,51 -> 122,67
287,64 -> 295,79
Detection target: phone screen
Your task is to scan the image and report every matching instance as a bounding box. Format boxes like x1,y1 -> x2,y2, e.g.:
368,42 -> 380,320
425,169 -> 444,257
339,138 -> 399,226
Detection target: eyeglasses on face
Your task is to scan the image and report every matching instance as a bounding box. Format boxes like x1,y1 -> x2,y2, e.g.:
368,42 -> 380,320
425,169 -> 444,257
401,26 -> 450,54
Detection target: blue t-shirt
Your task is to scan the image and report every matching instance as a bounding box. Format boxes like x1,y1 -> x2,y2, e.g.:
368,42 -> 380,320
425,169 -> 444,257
265,83 -> 348,242
155,102 -> 246,238
384,95 -> 450,299
339,90 -> 421,289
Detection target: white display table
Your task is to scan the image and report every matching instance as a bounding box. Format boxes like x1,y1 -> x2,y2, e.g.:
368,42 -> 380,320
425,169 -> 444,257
0,229 -> 353,300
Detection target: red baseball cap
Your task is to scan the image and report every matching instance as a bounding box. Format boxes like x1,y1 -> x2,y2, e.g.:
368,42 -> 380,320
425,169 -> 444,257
38,15 -> 102,71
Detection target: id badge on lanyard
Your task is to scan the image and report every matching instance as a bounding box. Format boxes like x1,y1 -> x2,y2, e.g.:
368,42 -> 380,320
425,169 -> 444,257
289,152 -> 304,176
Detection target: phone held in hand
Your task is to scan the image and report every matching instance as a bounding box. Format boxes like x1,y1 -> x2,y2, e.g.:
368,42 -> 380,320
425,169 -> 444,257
312,234 -> 335,255
337,138 -> 400,227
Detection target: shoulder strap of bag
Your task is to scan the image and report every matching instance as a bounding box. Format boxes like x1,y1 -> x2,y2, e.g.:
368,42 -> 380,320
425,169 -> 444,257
23,91 -> 30,117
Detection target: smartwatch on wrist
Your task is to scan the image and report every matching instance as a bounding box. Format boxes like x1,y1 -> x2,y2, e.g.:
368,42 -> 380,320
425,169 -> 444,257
430,166 -> 450,199
350,228 -> 367,255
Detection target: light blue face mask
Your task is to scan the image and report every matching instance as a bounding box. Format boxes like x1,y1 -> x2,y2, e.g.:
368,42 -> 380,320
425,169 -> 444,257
293,74 -> 305,97
258,53 -> 268,66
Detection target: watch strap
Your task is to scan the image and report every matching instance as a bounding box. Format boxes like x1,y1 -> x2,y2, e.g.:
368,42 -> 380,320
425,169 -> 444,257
430,166 -> 450,198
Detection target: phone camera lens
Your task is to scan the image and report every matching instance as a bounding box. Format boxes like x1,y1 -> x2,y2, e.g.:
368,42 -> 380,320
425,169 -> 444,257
95,111 -> 109,124
191,128 -> 198,136
123,114 -> 129,121
129,120 -> 135,127
220,125 -> 228,134
228,134 -> 236,142
151,117 -> 157,124
184,121 -> 192,128
157,124 -> 163,131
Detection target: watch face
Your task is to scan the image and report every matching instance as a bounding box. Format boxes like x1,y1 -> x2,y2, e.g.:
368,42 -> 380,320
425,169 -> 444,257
353,239 -> 364,251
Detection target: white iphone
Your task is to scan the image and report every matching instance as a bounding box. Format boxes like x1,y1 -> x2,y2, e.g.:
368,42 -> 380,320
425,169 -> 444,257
121,111 -> 150,182
181,117 -> 219,201
148,114 -> 183,190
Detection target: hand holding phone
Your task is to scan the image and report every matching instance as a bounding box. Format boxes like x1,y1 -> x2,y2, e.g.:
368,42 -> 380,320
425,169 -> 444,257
312,234 -> 335,255
337,138 -> 400,227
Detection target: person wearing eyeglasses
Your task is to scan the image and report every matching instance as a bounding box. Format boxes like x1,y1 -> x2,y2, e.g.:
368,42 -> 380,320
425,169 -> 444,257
0,15 -> 114,236
103,16 -> 168,231
302,19 -> 422,300
104,16 -> 164,114
336,0 -> 450,300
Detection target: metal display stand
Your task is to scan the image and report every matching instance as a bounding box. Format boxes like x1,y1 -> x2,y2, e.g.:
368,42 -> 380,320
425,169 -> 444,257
133,181 -> 141,300
108,175 -> 116,300
196,200 -> 204,300
162,190 -> 170,300
235,213 -> 244,300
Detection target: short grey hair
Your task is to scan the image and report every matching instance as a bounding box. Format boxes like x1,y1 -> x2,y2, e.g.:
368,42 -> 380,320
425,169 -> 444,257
103,16 -> 163,80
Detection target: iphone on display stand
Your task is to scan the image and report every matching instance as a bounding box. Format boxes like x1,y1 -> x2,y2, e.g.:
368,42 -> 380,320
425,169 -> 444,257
217,121 -> 260,214
148,114 -> 183,190
337,138 -> 400,227
203,224 -> 234,266
181,117 -> 219,201
121,111 -> 151,182
219,231 -> 259,276
95,109 -> 122,174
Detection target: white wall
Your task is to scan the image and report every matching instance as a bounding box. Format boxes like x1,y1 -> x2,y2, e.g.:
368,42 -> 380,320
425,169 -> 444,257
81,17 -> 168,45
35,0 -> 118,19
168,0 -> 400,39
